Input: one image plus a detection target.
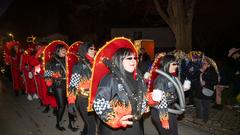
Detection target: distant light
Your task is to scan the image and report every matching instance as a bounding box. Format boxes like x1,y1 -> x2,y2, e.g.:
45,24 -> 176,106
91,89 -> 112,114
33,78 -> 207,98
8,33 -> 15,41
8,33 -> 13,37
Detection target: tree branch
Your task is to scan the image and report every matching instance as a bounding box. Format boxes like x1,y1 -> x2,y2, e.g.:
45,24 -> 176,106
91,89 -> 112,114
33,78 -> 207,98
153,0 -> 171,26
167,0 -> 173,17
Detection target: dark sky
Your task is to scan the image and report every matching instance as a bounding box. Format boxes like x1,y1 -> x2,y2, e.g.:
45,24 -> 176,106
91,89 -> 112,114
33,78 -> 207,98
0,0 -> 239,56
0,0 -> 66,36
193,0 -> 240,57
194,0 -> 240,40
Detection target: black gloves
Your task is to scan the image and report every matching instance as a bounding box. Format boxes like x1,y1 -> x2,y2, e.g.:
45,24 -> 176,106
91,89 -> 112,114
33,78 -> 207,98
68,103 -> 77,116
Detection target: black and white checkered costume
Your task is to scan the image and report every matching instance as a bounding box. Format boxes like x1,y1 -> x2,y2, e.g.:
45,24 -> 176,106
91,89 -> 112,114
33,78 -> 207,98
155,92 -> 168,109
69,73 -> 81,90
68,61 -> 92,94
153,76 -> 178,117
93,73 -> 151,125
44,70 -> 53,78
44,57 -> 66,80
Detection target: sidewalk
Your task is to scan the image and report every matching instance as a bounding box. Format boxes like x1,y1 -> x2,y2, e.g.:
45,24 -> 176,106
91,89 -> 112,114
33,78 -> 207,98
180,105 -> 240,135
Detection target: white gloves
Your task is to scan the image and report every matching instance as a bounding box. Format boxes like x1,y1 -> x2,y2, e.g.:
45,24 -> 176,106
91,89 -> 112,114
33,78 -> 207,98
144,72 -> 150,80
183,79 -> 191,91
152,89 -> 163,102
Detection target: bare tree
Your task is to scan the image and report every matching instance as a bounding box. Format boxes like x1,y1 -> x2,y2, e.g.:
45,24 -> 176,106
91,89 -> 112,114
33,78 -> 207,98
153,0 -> 195,52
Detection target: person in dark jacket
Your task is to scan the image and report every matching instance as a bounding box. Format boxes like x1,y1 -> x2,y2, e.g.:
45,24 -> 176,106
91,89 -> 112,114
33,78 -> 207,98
44,44 -> 78,131
151,54 -> 180,135
93,48 -> 147,135
91,38 -> 165,135
213,58 -> 232,110
138,47 -> 152,75
193,58 -> 218,123
67,42 -> 97,135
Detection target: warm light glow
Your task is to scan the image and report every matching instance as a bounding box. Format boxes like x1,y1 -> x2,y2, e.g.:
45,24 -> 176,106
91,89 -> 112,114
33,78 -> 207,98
27,35 -> 36,44
8,33 -> 13,37
8,33 -> 15,41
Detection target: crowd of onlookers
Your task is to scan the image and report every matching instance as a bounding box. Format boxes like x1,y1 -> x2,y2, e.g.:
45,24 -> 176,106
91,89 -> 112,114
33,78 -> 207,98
140,47 -> 240,114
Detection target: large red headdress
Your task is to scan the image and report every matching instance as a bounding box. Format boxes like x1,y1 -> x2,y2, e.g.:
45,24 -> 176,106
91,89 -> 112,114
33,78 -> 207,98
4,41 -> 21,65
146,53 -> 166,92
66,41 -> 83,96
4,41 -> 21,55
88,37 -> 138,111
42,40 -> 69,71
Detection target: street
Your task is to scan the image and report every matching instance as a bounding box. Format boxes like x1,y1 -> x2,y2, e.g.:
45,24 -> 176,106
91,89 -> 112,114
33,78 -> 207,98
0,77 -> 210,135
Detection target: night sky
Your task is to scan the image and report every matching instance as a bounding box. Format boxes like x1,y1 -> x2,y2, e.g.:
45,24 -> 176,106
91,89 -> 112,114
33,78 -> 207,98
0,0 -> 240,57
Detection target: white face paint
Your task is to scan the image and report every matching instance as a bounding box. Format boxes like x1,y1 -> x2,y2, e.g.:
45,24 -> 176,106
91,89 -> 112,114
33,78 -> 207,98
169,62 -> 178,74
87,46 -> 96,58
122,55 -> 137,73
58,48 -> 66,58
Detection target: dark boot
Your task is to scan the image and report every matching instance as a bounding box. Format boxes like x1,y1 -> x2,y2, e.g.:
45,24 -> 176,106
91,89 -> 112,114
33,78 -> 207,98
56,121 -> 65,131
39,100 -> 43,106
80,131 -> 87,135
14,91 -> 19,96
53,108 -> 57,116
42,105 -> 50,113
68,120 -> 79,132
21,90 -> 26,95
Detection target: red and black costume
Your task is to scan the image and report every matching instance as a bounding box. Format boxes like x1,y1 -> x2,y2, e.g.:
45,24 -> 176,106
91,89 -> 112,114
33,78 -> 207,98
43,41 -> 76,131
20,46 -> 38,98
34,46 -> 57,111
90,37 -> 161,135
67,41 -> 96,135
5,41 -> 23,95
150,54 -> 182,135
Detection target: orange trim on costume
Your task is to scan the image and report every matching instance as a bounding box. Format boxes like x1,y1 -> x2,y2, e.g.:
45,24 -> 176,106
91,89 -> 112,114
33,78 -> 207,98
161,119 -> 169,128
78,80 -> 90,91
66,41 -> 83,96
45,79 -> 53,87
147,53 -> 166,92
106,100 -> 132,128
88,37 -> 138,112
52,72 -> 61,78
160,112 -> 169,128
146,92 -> 159,106
106,116 -> 123,128
67,94 -> 76,104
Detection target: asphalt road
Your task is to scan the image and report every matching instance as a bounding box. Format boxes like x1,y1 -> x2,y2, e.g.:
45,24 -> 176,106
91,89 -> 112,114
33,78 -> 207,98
0,77 -> 210,135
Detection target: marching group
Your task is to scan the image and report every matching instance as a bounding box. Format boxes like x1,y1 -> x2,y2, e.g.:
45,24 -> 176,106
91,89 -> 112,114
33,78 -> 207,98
2,37 -> 239,135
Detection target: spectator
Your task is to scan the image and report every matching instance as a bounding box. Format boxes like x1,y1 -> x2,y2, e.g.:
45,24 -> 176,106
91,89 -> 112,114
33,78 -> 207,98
194,58 -> 218,123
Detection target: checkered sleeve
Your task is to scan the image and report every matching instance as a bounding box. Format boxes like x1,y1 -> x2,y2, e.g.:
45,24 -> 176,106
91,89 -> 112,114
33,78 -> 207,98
69,73 -> 81,90
44,70 -> 53,78
153,76 -> 169,121
156,92 -> 168,109
155,91 -> 169,122
93,75 -> 116,123
93,97 -> 112,121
